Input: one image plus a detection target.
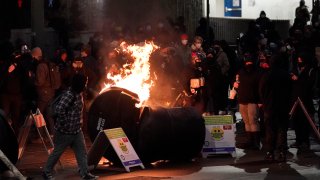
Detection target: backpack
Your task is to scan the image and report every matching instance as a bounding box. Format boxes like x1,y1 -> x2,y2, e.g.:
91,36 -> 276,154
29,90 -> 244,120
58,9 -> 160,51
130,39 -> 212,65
46,62 -> 61,90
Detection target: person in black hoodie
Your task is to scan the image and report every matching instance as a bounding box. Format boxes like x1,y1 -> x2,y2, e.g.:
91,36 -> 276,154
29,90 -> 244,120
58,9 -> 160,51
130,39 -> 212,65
55,49 -> 73,93
259,54 -> 292,162
0,54 -> 28,135
256,11 -> 271,35
290,52 -> 315,153
233,53 -> 261,149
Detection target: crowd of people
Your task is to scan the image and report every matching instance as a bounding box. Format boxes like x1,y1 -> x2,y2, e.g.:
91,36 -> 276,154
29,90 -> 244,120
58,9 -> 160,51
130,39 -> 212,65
1,0 -> 320,179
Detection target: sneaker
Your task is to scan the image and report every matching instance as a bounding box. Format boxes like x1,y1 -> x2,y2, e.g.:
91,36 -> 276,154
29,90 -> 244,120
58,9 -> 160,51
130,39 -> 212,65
82,173 -> 98,180
42,172 -> 54,180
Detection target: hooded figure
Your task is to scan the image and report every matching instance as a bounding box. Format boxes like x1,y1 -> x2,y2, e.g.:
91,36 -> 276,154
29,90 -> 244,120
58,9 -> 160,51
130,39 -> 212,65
256,11 -> 271,34
259,54 -> 292,162
233,53 -> 261,149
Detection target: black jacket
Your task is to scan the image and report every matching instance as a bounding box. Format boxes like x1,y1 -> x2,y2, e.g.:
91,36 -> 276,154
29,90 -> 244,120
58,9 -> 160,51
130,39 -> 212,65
291,65 -> 315,113
259,68 -> 291,115
237,68 -> 261,104
0,60 -> 28,96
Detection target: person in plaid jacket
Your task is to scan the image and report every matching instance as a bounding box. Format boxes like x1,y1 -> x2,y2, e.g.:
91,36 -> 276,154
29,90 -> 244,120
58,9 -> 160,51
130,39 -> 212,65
42,74 -> 98,180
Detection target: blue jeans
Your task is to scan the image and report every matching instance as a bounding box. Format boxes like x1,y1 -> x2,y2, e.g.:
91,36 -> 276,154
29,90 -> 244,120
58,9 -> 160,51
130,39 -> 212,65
44,130 -> 88,176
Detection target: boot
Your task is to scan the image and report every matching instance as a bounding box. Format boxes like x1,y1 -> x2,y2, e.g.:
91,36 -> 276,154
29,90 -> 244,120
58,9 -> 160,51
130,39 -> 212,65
237,132 -> 252,149
251,132 -> 261,150
277,151 -> 286,162
245,132 -> 253,149
264,151 -> 275,162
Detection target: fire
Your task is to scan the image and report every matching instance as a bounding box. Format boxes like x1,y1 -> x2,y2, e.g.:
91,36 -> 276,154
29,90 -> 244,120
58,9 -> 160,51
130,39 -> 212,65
100,41 -> 159,106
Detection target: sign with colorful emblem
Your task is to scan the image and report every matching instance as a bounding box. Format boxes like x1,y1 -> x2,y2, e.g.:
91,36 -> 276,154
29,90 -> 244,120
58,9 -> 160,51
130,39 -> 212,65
202,115 -> 236,157
104,128 -> 145,172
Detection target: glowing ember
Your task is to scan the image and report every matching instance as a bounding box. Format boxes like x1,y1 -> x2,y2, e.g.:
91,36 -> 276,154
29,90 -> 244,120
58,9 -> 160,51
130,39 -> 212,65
100,41 -> 159,106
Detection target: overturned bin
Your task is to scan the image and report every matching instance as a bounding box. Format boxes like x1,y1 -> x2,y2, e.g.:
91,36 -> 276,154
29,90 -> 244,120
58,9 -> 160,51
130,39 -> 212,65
88,87 -> 205,164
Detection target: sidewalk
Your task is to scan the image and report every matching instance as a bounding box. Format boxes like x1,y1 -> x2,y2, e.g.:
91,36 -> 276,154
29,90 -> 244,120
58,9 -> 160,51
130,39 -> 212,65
11,129 -> 320,180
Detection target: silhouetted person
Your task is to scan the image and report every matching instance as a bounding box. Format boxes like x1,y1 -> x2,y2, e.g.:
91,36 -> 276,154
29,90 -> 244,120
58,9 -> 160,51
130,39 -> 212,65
295,0 -> 310,27
42,73 -> 98,180
0,53 -> 29,135
260,54 -> 291,162
195,17 -> 214,51
290,52 -> 315,153
233,53 -> 261,150
256,11 -> 271,34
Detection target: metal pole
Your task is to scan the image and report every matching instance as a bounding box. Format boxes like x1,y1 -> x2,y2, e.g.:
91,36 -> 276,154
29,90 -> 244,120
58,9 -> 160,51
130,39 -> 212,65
297,98 -> 320,141
0,150 -> 26,180
206,0 -> 210,39
31,0 -> 45,47
313,0 -> 315,11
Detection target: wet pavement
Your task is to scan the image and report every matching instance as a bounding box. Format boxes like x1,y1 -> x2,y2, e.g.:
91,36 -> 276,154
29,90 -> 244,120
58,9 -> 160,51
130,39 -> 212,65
4,129 -> 318,180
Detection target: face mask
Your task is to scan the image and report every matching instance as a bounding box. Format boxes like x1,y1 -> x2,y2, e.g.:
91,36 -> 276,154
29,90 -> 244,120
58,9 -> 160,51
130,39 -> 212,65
73,61 -> 83,68
195,43 -> 202,49
245,64 -> 254,72
181,40 -> 188,45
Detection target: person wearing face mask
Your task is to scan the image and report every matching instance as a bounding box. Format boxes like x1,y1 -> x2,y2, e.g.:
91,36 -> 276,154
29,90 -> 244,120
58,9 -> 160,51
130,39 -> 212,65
190,36 -> 206,70
189,36 -> 208,112
190,36 -> 207,80
210,41 -> 230,114
34,47 -> 60,135
195,17 -> 215,51
259,54 -> 292,162
175,34 -> 192,67
174,34 -> 193,100
256,11 -> 271,35
302,25 -> 315,54
289,53 -> 315,153
192,36 -> 204,52
233,53 -> 261,150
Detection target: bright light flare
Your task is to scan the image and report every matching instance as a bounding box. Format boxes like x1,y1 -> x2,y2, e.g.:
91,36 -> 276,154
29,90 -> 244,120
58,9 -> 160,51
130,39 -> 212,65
100,41 -> 159,107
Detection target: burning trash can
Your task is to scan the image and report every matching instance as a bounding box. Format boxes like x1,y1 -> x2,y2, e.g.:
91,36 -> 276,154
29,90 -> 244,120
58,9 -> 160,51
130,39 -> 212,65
87,87 -> 205,164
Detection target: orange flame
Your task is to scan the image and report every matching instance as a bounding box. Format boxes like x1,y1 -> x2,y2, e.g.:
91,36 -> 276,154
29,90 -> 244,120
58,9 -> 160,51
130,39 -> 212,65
100,41 -> 159,106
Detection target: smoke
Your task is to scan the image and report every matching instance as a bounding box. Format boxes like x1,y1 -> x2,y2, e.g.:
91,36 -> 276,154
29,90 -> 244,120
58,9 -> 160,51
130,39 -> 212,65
103,0 -> 177,30
91,0 -> 195,107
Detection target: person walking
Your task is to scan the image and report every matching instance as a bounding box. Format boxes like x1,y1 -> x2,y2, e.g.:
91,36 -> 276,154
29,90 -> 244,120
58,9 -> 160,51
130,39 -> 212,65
42,74 -> 98,180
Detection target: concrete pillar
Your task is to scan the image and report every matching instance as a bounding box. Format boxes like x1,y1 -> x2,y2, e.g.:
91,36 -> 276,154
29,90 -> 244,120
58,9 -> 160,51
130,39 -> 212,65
31,0 -> 45,47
